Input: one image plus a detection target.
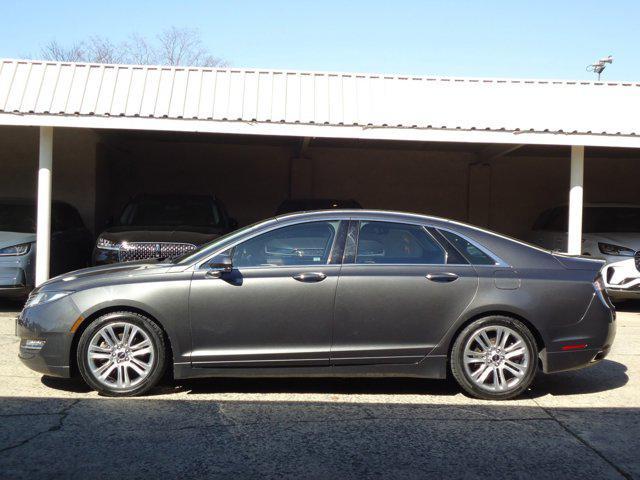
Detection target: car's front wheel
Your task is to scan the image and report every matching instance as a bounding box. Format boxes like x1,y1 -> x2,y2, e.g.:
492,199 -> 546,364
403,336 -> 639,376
450,316 -> 538,400
77,311 -> 166,397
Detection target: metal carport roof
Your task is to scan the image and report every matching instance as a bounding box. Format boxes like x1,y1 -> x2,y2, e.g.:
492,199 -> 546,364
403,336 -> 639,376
1,58 -> 639,148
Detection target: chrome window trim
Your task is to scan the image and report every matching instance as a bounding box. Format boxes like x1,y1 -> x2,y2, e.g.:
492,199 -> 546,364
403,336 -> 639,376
340,263 -> 476,268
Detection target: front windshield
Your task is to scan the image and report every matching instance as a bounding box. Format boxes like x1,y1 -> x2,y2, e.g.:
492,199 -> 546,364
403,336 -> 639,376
171,218 -> 275,264
0,204 -> 36,233
120,196 -> 222,227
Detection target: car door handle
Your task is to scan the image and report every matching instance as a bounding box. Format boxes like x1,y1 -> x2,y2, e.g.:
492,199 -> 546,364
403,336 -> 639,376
293,272 -> 327,283
426,272 -> 459,283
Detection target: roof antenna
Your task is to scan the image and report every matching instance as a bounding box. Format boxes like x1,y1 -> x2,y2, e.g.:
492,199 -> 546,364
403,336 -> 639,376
586,55 -> 613,81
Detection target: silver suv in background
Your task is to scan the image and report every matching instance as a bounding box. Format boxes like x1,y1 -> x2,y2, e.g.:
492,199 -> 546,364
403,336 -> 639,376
531,203 -> 640,262
0,199 -> 93,298
531,203 -> 640,301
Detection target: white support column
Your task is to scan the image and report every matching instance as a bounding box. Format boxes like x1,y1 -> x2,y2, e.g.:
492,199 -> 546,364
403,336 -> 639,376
567,145 -> 584,255
35,127 -> 53,286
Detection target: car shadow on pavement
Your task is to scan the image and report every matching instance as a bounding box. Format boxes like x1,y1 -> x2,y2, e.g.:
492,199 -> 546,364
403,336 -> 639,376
40,359 -> 628,399
614,299 -> 640,313
528,359 -> 628,398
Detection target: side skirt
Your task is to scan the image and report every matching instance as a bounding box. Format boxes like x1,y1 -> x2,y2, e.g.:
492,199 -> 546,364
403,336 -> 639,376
173,355 -> 447,380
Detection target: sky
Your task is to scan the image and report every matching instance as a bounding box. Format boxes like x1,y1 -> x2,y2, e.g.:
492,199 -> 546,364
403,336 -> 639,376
1,0 -> 638,81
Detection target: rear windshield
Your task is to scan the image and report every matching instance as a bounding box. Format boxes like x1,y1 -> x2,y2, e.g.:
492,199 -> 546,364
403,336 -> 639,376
120,196 -> 222,227
0,204 -> 36,233
534,207 -> 640,233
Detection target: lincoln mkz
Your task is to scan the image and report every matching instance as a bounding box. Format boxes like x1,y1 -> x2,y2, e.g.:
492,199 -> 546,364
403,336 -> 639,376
17,210 -> 616,400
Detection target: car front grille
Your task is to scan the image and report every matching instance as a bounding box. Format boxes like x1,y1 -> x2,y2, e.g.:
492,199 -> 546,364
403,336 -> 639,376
635,252 -> 640,272
118,242 -> 197,262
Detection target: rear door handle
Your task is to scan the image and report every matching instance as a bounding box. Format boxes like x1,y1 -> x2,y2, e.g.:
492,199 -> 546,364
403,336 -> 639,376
293,272 -> 327,283
426,272 -> 459,283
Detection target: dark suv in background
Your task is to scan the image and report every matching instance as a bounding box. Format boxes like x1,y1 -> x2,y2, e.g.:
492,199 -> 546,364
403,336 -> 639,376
93,194 -> 237,265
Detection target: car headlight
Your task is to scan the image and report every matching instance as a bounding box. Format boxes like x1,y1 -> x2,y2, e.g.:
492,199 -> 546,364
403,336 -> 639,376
96,237 -> 120,251
0,243 -> 31,256
24,291 -> 73,308
598,242 -> 635,257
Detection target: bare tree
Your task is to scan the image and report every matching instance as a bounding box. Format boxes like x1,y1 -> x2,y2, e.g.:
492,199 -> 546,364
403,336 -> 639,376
40,39 -> 85,62
39,27 -> 226,67
86,36 -> 126,64
155,27 -> 225,67
123,33 -> 156,65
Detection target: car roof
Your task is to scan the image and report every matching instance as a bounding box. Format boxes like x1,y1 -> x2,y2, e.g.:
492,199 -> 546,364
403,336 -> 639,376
274,209 -> 452,225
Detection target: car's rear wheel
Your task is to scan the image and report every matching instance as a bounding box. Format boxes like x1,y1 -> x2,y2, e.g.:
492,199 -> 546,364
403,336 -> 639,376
450,316 -> 538,400
77,311 -> 166,397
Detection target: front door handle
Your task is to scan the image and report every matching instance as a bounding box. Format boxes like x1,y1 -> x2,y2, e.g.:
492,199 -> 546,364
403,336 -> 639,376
426,272 -> 459,283
293,272 -> 327,283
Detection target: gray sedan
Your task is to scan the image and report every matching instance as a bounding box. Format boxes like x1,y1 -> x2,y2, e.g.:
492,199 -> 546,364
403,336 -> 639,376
17,210 -> 616,400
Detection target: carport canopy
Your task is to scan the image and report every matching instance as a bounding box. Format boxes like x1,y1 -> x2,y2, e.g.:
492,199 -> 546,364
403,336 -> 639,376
1,58 -> 640,284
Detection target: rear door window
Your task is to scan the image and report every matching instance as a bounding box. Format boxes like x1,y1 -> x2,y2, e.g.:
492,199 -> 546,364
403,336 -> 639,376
355,221 -> 445,265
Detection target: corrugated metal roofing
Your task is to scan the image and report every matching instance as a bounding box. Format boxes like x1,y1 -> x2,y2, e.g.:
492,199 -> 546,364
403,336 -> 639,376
1,58 -> 639,138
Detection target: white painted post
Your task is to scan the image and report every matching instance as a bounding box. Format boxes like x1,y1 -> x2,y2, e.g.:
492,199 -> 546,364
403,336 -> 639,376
35,127 -> 53,286
567,145 -> 584,255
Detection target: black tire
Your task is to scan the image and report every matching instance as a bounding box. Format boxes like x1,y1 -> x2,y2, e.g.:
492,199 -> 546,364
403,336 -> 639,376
77,311 -> 166,397
450,315 -> 538,400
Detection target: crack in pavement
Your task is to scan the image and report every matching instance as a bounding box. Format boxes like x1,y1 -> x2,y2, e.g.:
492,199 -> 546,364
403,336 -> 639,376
529,396 -> 632,480
0,399 -> 80,454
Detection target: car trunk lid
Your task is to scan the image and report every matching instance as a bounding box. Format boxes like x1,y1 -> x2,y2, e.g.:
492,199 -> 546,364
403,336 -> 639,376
553,253 -> 605,271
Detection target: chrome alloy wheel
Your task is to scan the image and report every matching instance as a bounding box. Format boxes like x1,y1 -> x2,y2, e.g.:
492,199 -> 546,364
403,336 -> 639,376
462,325 -> 530,393
87,322 -> 155,390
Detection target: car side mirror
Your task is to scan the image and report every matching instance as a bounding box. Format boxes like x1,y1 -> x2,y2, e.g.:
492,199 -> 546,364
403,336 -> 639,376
205,254 -> 233,278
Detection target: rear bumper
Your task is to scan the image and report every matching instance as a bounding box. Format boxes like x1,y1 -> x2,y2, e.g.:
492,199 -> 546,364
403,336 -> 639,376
543,345 -> 611,374
541,292 -> 616,374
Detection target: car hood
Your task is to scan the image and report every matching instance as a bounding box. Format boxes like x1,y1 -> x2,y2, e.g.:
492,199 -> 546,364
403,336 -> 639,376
37,259 -> 178,292
0,231 -> 36,249
99,225 -> 227,245
583,233 -> 640,250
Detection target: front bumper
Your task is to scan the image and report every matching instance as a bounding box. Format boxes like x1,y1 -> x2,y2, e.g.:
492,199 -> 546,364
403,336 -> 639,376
16,295 -> 82,378
541,292 -> 616,374
0,250 -> 35,296
602,259 -> 640,300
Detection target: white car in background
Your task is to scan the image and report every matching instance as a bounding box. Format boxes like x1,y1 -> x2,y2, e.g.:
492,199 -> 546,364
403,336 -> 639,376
531,203 -> 640,300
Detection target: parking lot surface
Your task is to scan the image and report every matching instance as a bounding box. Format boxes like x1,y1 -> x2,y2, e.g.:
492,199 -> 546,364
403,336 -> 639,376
1,300 -> 639,479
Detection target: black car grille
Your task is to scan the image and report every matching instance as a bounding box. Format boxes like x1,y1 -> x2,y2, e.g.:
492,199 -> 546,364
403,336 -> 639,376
635,252 -> 640,272
118,242 -> 197,262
